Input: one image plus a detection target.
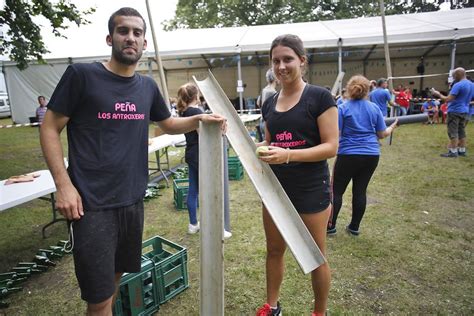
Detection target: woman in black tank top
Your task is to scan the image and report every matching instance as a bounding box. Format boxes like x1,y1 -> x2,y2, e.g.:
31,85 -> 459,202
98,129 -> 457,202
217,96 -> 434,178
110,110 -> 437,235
256,34 -> 338,316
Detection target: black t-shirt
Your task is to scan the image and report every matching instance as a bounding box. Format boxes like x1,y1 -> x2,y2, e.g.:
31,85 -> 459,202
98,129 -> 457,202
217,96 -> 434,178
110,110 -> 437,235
262,84 -> 336,178
48,63 -> 170,210
182,106 -> 203,169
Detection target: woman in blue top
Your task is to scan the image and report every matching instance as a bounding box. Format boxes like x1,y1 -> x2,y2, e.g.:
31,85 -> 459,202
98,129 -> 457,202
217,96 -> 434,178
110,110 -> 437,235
327,75 -> 397,236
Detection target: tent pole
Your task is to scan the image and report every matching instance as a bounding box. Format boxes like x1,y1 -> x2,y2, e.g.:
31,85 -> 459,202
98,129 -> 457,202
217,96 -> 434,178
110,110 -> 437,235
379,0 -> 394,116
449,39 -> 457,84
237,51 -> 244,113
338,38 -> 343,95
145,0 -> 170,108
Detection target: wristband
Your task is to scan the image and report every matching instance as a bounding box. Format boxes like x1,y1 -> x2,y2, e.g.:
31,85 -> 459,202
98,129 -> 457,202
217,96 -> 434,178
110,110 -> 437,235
286,148 -> 290,164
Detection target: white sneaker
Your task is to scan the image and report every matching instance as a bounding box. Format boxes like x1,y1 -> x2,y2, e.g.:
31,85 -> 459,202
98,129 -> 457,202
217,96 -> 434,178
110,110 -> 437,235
224,230 -> 232,239
188,222 -> 200,234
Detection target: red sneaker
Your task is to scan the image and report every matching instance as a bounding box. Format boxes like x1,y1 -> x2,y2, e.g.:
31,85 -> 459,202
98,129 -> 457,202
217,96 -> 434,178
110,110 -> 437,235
256,302 -> 282,316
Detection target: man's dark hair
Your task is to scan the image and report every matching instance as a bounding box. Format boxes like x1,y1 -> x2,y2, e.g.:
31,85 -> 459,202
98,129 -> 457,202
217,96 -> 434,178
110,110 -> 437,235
376,78 -> 387,87
38,95 -> 45,102
108,7 -> 146,35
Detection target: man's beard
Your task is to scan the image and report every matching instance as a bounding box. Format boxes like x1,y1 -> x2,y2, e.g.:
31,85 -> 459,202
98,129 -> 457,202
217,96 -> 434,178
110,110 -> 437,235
111,45 -> 143,66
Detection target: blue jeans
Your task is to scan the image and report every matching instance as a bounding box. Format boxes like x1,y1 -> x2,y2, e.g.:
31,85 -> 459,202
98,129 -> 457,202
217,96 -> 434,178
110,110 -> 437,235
187,164 -> 199,225
398,106 -> 407,116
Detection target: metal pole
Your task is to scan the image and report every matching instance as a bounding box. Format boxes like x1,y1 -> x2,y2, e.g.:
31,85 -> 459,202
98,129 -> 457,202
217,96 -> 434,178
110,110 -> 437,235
199,122 -> 224,316
379,0 -> 394,116
237,53 -> 244,113
223,136 -> 231,232
145,0 -> 170,107
450,40 -> 456,71
449,39 -> 457,84
338,38 -> 343,95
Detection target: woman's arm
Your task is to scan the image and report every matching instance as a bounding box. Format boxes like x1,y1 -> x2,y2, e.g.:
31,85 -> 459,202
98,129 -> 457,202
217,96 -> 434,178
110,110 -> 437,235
377,120 -> 398,139
258,107 -> 339,164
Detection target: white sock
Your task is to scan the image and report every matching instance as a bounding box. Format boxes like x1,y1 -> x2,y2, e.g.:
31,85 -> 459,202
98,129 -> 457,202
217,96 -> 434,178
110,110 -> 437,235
458,147 -> 466,153
449,147 -> 458,153
270,305 -> 278,310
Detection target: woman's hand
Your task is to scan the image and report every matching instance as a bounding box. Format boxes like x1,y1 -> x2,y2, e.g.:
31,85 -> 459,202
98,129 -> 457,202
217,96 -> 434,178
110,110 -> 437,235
257,146 -> 289,165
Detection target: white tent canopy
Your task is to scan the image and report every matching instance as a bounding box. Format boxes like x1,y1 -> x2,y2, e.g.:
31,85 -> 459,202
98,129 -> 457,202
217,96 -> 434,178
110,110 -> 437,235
3,8 -> 473,123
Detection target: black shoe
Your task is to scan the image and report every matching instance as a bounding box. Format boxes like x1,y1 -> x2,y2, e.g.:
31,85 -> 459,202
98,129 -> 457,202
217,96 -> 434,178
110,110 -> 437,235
346,225 -> 360,236
440,151 -> 458,158
458,151 -> 467,157
327,227 -> 337,236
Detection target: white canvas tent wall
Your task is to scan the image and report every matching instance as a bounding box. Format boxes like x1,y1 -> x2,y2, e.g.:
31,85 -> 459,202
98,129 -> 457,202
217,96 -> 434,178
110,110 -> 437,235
3,8 -> 473,123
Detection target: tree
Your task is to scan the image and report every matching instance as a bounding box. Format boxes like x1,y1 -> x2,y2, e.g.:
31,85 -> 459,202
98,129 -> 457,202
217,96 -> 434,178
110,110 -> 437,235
164,0 -> 470,31
0,0 -> 95,69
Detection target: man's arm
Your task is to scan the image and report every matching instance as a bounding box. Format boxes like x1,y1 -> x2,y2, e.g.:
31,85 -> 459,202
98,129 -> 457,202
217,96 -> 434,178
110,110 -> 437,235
40,110 -> 83,220
157,114 -> 226,135
432,89 -> 455,103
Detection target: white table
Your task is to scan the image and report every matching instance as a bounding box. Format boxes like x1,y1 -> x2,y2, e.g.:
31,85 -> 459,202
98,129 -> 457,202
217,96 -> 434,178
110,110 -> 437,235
0,169 -> 62,237
148,134 -> 186,186
239,113 -> 261,124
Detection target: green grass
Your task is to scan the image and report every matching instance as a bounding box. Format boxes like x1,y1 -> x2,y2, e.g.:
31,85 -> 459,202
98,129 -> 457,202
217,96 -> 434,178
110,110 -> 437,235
0,117 -> 473,315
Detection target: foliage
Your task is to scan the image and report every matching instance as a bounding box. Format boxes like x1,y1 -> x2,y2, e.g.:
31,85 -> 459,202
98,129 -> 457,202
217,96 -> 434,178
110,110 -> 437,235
164,0 -> 470,30
0,0 -> 95,70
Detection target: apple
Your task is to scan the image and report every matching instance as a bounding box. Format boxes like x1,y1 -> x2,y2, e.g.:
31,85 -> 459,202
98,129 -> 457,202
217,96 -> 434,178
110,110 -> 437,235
256,146 -> 270,157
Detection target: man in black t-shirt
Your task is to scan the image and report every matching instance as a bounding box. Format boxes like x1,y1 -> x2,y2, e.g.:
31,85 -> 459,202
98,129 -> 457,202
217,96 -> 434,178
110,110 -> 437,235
40,7 -> 225,315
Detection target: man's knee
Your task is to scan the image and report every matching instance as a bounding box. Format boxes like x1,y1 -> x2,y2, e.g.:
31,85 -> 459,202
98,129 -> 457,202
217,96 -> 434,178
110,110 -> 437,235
87,296 -> 113,314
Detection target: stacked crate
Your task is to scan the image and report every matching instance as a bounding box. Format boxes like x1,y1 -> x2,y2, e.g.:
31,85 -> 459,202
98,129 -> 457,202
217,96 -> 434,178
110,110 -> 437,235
228,156 -> 244,180
172,178 -> 189,210
113,236 -> 188,316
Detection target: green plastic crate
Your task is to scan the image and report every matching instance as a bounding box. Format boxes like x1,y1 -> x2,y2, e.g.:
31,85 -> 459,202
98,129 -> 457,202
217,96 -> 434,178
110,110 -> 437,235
142,236 -> 189,305
172,178 -> 188,210
113,257 -> 159,316
228,156 -> 244,180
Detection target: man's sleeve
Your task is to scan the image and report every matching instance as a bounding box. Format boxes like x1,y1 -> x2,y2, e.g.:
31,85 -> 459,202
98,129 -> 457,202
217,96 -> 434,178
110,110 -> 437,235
449,82 -> 460,97
47,66 -> 82,117
150,84 -> 171,122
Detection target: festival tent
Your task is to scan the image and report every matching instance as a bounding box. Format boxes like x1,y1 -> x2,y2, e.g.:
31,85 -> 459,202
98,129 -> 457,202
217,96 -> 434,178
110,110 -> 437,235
3,8 -> 473,123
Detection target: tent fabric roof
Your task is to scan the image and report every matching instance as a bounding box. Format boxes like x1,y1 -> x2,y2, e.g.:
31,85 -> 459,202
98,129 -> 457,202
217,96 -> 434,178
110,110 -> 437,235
155,8 -> 473,57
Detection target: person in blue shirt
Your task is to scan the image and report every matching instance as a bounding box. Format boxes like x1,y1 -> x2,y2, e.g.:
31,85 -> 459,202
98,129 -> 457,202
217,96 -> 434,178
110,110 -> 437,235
327,75 -> 397,236
369,78 -> 396,117
422,99 -> 440,124
433,68 -> 474,157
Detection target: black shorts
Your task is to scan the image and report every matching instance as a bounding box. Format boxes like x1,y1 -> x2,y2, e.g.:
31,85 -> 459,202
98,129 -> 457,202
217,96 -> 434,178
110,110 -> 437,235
275,166 -> 331,214
71,200 -> 144,304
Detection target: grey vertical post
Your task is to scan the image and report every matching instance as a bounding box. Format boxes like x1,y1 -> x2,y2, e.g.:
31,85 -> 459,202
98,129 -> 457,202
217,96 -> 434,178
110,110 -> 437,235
223,137 -> 230,232
145,0 -> 170,108
448,39 -> 456,84
379,0 -> 395,117
338,38 -> 343,95
199,122 -> 224,316
237,49 -> 244,113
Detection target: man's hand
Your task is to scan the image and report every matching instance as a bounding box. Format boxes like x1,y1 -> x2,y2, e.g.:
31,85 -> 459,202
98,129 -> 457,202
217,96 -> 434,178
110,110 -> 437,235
55,183 -> 84,220
200,113 -> 227,134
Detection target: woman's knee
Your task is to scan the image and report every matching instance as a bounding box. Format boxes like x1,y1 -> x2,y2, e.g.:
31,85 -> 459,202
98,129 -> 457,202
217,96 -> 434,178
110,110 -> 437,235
266,243 -> 286,257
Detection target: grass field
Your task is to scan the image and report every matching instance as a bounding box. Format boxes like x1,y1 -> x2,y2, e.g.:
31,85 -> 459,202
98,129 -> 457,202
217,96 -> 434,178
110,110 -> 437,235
0,117 -> 473,315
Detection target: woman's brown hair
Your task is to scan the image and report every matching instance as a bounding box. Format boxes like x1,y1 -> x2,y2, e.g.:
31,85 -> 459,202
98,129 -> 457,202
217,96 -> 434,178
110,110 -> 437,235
176,83 -> 199,116
346,75 -> 370,100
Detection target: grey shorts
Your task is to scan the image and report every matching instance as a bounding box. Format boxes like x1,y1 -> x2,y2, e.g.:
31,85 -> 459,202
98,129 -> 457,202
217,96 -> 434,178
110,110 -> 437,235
447,113 -> 469,139
71,200 -> 144,304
